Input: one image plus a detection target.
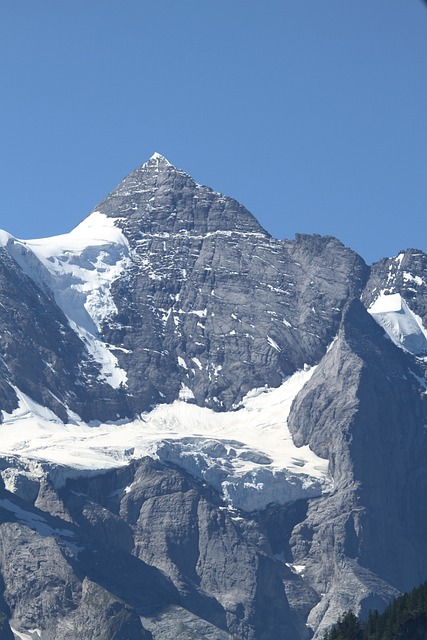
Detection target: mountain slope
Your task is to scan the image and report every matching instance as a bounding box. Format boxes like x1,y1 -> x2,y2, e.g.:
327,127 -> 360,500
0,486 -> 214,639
0,154 -> 426,640
323,581 -> 427,640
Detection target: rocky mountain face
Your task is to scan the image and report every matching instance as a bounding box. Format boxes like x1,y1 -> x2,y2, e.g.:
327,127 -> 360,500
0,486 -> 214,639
0,154 -> 426,639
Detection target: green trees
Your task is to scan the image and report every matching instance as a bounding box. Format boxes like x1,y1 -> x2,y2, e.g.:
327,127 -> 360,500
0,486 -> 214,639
323,582 -> 427,640
323,611 -> 364,640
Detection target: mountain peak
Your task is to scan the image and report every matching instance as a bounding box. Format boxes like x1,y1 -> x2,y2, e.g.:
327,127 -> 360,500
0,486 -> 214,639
93,156 -> 268,238
146,151 -> 173,166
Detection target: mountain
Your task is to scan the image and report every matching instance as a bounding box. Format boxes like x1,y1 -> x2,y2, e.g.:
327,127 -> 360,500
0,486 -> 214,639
323,581 -> 427,639
0,153 -> 426,640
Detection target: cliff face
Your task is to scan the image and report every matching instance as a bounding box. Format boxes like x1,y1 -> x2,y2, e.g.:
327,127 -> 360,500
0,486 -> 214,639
0,155 -> 426,639
94,153 -> 368,413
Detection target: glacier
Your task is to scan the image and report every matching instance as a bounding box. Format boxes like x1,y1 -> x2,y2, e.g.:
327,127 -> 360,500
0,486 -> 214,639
0,368 -> 331,512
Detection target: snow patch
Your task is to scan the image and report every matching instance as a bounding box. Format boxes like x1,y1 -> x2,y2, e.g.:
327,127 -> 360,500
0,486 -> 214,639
403,271 -> 423,286
285,563 -> 306,575
267,335 -> 281,352
147,152 -> 172,166
177,356 -> 188,370
71,321 -> 127,388
178,384 -> 195,401
368,292 -> 427,355
192,357 -> 203,370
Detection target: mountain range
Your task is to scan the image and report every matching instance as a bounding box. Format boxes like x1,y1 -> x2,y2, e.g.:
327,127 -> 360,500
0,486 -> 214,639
0,153 -> 426,640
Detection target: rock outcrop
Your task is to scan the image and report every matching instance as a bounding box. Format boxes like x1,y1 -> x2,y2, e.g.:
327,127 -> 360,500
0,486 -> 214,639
0,155 -> 426,639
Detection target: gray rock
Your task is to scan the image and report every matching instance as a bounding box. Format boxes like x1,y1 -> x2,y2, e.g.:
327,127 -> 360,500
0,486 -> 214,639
95,155 -> 368,413
0,155 -> 426,638
62,458 -> 300,640
0,245 -> 128,423
287,299 -> 427,636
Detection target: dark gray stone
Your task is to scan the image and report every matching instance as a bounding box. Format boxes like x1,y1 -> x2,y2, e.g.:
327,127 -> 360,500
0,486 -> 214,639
0,155 -> 426,638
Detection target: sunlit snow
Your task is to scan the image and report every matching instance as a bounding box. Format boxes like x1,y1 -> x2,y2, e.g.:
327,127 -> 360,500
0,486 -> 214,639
403,271 -> 424,287
1,213 -> 130,388
368,291 -> 427,356
0,369 -> 332,512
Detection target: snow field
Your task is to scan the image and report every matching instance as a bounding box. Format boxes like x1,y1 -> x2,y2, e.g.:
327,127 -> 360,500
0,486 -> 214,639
0,369 -> 332,512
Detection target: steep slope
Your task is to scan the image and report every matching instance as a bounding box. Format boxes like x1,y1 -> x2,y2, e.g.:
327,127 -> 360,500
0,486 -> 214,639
324,581 -> 427,640
96,154 -> 368,411
0,241 -> 125,423
1,153 -> 368,418
286,299 -> 427,636
0,155 -> 426,639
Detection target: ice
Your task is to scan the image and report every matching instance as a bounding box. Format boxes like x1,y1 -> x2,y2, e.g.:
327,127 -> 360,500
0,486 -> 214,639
0,369 -> 332,512
3,212 -> 130,388
368,291 -> 427,355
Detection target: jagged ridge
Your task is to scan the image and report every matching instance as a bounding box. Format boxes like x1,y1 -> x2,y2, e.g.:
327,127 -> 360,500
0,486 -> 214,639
0,155 -> 426,640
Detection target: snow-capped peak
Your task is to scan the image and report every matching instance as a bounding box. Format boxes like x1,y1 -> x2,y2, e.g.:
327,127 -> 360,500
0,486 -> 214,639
148,151 -> 172,165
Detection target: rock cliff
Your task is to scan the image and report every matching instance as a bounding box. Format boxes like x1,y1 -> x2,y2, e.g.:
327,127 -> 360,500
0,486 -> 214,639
0,155 -> 426,639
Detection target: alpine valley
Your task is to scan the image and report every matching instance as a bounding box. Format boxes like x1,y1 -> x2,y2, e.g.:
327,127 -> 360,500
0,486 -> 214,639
0,153 -> 426,640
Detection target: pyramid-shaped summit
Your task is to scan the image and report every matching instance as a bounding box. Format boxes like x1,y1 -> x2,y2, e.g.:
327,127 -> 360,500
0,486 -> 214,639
146,151 -> 173,165
93,152 -> 268,237
0,152 -> 427,640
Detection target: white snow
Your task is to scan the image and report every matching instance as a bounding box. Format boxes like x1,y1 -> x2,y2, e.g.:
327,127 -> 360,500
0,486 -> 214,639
148,151 -> 172,166
267,335 -> 282,352
3,212 -> 130,388
177,356 -> 188,370
403,271 -> 424,286
178,384 -> 195,401
0,229 -> 13,247
192,357 -> 203,370
368,291 -> 427,356
0,369 -> 332,512
285,563 -> 306,575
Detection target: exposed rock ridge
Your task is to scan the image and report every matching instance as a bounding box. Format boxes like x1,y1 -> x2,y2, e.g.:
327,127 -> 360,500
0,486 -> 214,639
91,156 -> 370,411
0,156 -> 427,640
94,153 -> 268,237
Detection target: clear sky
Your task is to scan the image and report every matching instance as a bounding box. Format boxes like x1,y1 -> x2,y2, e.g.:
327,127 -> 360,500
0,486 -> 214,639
1,1 -> 427,264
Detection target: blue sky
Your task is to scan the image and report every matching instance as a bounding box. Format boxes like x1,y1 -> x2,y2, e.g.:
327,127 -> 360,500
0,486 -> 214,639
1,1 -> 427,264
